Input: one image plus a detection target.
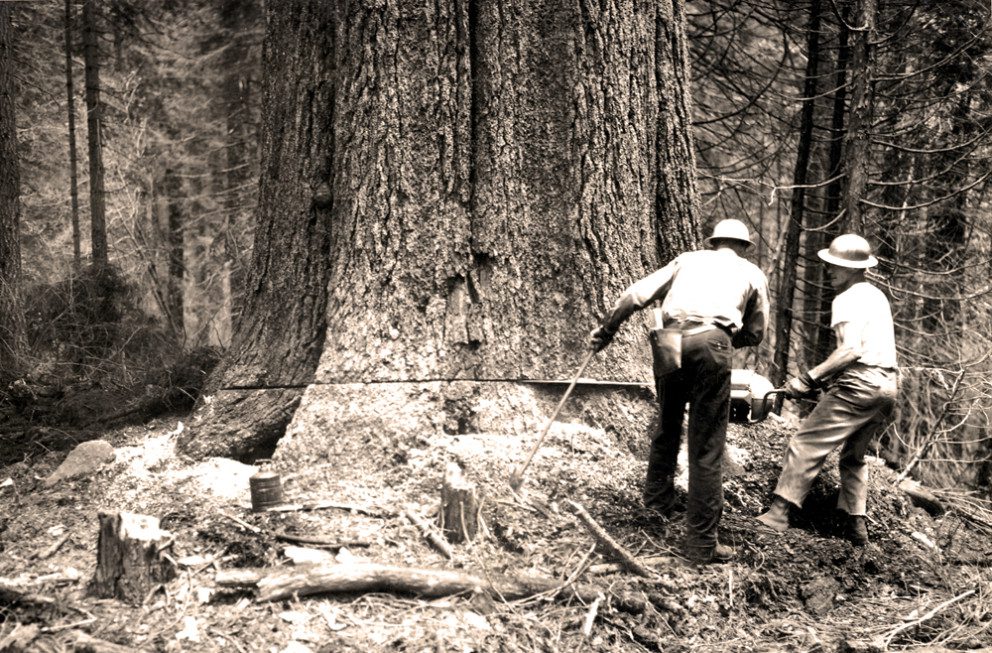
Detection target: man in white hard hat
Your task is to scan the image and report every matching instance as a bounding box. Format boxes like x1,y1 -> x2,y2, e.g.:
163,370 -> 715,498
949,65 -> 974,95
756,234 -> 898,546
590,219 -> 769,564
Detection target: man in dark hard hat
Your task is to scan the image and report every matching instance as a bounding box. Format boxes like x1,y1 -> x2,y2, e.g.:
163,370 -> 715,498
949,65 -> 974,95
590,219 -> 770,565
757,234 -> 898,546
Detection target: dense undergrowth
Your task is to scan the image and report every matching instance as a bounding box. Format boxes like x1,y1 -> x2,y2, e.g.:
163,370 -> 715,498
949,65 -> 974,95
1,265 -> 220,458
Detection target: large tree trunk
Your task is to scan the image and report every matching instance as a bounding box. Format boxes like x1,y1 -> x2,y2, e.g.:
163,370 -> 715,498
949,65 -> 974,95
181,0 -> 700,462
771,0 -> 821,387
0,3 -> 22,385
82,0 -> 108,267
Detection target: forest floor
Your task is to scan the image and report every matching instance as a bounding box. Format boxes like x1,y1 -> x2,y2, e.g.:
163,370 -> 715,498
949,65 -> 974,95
2,398 -> 992,652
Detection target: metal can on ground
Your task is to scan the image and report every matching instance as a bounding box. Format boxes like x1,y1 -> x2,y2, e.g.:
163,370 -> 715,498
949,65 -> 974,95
249,471 -> 283,511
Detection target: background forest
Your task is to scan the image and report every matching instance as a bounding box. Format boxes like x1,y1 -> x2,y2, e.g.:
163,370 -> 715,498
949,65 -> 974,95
2,1 -> 991,488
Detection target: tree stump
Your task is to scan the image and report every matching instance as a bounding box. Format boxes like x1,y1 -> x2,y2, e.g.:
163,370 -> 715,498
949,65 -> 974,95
91,512 -> 176,605
438,463 -> 482,544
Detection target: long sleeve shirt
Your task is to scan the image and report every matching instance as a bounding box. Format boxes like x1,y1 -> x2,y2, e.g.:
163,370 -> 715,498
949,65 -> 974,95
602,248 -> 770,348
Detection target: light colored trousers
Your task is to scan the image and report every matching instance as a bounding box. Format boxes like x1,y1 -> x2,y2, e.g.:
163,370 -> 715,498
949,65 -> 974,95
773,364 -> 898,516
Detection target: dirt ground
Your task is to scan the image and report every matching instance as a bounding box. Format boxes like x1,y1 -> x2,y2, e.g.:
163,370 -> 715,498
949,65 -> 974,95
2,397 -> 992,652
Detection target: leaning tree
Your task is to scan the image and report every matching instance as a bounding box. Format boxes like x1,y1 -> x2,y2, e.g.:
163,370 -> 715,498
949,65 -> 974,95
179,0 -> 702,464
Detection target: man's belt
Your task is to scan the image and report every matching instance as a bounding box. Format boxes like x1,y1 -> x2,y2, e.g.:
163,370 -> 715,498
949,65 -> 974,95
666,321 -> 732,337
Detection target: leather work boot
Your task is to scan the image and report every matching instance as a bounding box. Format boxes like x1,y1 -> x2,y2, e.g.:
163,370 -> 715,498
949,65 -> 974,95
847,515 -> 869,546
687,542 -> 735,565
755,496 -> 790,532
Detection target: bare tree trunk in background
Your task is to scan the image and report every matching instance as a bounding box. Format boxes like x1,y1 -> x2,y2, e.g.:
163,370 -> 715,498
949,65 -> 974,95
803,14 -> 850,371
0,3 -> 22,384
218,0 -> 258,340
839,0 -> 877,232
180,0 -> 700,462
164,168 -> 185,337
64,0 -> 81,271
82,0 -> 108,267
772,0 -> 821,387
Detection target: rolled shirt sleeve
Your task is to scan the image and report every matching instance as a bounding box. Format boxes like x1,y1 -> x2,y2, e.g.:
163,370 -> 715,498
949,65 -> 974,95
733,272 -> 769,348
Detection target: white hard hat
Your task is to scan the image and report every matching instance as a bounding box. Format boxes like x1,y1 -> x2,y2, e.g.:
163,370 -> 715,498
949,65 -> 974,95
705,219 -> 754,248
818,234 -> 878,268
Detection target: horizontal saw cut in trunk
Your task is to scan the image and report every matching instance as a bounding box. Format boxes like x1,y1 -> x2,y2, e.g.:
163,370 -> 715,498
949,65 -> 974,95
185,0 -> 701,462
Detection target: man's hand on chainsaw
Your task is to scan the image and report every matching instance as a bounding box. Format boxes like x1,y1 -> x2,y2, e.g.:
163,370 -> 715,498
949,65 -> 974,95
589,326 -> 615,352
784,375 -> 818,399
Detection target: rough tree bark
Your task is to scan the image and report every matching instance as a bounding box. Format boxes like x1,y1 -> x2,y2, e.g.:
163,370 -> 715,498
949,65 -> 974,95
181,0 -> 701,461
771,0 -> 821,387
0,2 -> 22,384
82,0 -> 108,267
64,0 -> 82,270
839,0 -> 877,232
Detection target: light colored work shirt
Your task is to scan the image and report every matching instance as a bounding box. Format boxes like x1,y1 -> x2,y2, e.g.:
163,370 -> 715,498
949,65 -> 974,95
603,248 -> 770,347
832,282 -> 898,369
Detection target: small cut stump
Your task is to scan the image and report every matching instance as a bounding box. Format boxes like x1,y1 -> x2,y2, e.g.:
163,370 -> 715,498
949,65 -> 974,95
438,462 -> 482,543
91,512 -> 176,605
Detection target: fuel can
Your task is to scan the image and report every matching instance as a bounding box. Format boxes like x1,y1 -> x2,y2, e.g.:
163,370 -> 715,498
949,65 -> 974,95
249,471 -> 283,511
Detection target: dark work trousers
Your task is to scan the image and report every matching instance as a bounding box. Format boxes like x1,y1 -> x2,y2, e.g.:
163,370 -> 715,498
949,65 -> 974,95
644,327 -> 732,556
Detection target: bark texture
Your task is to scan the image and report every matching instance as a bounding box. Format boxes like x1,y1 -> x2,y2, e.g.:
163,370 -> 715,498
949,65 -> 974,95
0,3 -> 22,384
82,0 -> 108,267
185,0 -> 700,460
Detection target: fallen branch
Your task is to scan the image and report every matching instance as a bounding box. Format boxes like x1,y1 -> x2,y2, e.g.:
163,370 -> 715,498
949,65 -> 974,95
404,508 -> 454,560
35,532 -> 72,560
587,555 -> 675,576
898,479 -> 945,516
258,500 -> 389,518
878,589 -> 976,648
582,593 -> 604,639
73,630 -> 138,653
0,579 -> 60,608
214,561 -> 648,613
566,500 -> 656,579
273,531 -> 370,549
218,511 -> 262,534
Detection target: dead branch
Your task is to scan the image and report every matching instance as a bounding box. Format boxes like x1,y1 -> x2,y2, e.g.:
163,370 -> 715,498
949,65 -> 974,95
898,479 -> 945,516
878,589 -> 976,648
214,561 -> 648,613
0,579 -> 60,608
72,630 -> 138,653
259,500 -> 389,518
566,500 -> 657,579
272,531 -> 370,549
35,532 -> 72,560
404,508 -> 454,560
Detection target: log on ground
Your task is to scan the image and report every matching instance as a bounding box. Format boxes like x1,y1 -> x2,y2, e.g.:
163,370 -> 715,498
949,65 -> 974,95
215,561 -> 649,613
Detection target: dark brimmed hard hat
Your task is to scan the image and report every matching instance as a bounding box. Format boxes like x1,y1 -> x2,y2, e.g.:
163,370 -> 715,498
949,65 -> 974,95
818,234 -> 878,268
705,219 -> 753,248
